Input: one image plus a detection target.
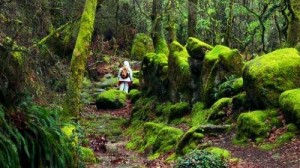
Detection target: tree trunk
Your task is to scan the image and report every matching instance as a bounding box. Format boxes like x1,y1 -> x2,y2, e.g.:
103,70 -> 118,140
166,0 -> 177,43
151,0 -> 169,55
65,0 -> 98,118
188,0 -> 198,37
224,0 -> 234,46
287,0 -> 300,47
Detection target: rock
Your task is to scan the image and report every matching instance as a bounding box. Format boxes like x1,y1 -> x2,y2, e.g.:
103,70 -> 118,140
185,37 -> 213,59
168,41 -> 192,103
200,45 -> 244,106
279,89 -> 300,127
243,48 -> 300,108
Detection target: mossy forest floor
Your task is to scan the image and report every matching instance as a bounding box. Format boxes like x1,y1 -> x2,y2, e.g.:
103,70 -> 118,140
81,100 -> 300,168
80,57 -> 300,168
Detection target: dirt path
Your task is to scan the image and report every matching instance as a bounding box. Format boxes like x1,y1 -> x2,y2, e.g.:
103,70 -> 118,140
82,101 -> 300,168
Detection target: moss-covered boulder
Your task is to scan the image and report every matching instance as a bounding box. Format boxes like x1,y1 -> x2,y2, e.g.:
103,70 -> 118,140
141,122 -> 166,152
243,48 -> 300,108
185,38 -> 213,103
185,37 -> 213,59
95,89 -> 126,109
235,110 -> 274,143
140,52 -> 168,98
129,97 -> 157,122
200,45 -> 244,106
191,102 -> 209,126
279,89 -> 300,127
168,41 -> 192,102
130,33 -> 154,60
80,146 -> 97,163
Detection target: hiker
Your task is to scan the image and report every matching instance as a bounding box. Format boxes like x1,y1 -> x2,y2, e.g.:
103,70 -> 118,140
118,61 -> 133,93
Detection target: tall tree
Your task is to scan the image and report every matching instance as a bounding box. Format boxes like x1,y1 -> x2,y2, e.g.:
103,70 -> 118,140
287,0 -> 300,47
65,0 -> 98,118
151,0 -> 169,55
188,0 -> 198,37
166,0 -> 177,42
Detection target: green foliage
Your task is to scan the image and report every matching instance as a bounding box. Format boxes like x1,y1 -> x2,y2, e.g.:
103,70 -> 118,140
0,104 -> 76,168
127,89 -> 142,103
175,149 -> 227,168
212,75 -> 243,101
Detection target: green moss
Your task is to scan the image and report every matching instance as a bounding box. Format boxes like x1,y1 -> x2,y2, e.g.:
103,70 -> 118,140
235,110 -> 272,143
130,97 -> 157,122
131,33 -> 154,60
200,45 -> 244,106
169,41 -> 192,102
205,45 -> 233,62
233,77 -> 243,90
185,37 -> 213,59
279,89 -> 300,126
176,126 -> 204,155
287,123 -> 298,133
232,92 -> 247,111
127,89 -> 142,103
61,124 -> 78,145
156,37 -> 169,56
209,97 -> 232,120
95,89 -> 126,109
162,102 -> 190,123
191,102 -> 210,126
244,48 -> 300,108
80,146 -> 96,163
205,147 -> 231,160
141,122 -> 166,152
151,126 -> 184,159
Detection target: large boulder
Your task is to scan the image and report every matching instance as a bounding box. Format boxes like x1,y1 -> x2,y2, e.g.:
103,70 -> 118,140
243,48 -> 300,108
200,45 -> 244,106
140,52 -> 168,98
130,33 -> 154,61
279,89 -> 300,127
185,37 -> 213,102
168,41 -> 192,103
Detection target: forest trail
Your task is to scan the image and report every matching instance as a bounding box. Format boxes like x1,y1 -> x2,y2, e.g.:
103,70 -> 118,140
81,99 -> 300,168
82,101 -> 171,168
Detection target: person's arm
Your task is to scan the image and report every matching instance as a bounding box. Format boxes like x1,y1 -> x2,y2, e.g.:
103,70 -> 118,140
129,69 -> 133,81
117,68 -> 121,79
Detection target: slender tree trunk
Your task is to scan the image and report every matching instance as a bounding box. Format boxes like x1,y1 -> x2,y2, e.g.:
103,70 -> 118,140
225,0 -> 234,46
65,0 -> 98,118
287,0 -> 300,47
188,0 -> 198,37
167,0 -> 177,42
151,0 -> 169,55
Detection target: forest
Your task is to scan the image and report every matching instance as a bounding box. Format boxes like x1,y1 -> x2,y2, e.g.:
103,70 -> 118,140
0,0 -> 300,167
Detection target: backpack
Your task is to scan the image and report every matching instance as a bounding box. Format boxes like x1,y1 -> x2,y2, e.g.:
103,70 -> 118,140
120,67 -> 129,79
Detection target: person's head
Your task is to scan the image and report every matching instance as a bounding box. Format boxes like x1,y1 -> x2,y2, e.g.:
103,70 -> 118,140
124,61 -> 130,68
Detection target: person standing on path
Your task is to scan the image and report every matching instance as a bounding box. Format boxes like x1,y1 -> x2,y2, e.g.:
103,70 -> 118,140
118,61 -> 133,93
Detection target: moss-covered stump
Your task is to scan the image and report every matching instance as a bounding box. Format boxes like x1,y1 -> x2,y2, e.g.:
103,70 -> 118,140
95,89 -> 126,109
235,110 -> 275,143
130,33 -> 154,60
200,45 -> 244,106
185,38 -> 213,103
279,89 -> 300,127
168,41 -> 192,103
243,48 -> 300,108
140,52 -> 168,98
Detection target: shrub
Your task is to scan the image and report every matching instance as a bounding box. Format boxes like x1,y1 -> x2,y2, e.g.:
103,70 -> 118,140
175,149 -> 227,168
